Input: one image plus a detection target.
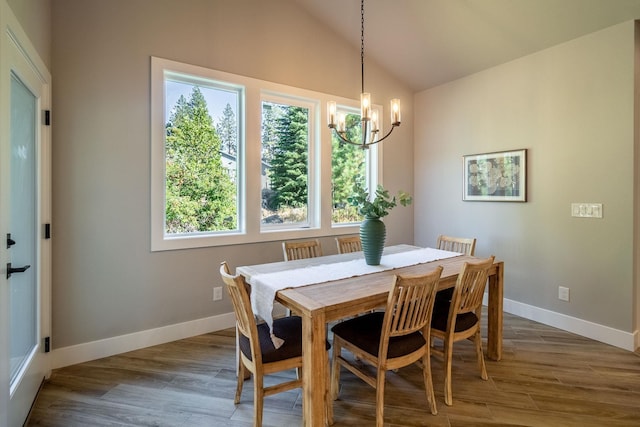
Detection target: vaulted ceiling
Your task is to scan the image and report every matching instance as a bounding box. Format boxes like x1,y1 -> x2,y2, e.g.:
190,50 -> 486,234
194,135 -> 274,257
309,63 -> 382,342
294,0 -> 640,92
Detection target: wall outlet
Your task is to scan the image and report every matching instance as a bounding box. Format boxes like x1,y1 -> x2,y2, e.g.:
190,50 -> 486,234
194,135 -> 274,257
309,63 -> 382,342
213,287 -> 223,301
558,286 -> 570,302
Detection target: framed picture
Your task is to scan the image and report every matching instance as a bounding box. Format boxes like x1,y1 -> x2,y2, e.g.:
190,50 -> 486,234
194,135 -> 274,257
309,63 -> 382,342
463,149 -> 527,202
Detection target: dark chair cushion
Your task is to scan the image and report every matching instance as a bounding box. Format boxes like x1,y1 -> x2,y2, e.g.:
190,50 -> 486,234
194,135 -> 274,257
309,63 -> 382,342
430,303 -> 478,333
433,288 -> 454,312
331,311 -> 426,359
239,316 -> 330,364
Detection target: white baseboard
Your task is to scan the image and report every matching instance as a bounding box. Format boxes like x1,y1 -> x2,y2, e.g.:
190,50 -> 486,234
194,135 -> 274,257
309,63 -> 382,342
491,295 -> 637,352
51,312 -> 237,369
50,297 -> 638,370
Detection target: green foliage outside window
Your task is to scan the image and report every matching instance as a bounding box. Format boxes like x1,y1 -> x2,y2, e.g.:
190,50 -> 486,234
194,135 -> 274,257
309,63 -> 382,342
165,87 -> 237,233
260,102 -> 310,225
164,86 -> 373,232
332,113 -> 366,223
216,103 -> 237,155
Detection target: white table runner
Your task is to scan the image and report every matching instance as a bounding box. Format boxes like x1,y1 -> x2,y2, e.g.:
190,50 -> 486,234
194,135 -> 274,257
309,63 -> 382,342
249,247 -> 460,348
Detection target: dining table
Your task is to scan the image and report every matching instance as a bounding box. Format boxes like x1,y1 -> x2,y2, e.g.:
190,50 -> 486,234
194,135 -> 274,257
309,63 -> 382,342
237,244 -> 504,427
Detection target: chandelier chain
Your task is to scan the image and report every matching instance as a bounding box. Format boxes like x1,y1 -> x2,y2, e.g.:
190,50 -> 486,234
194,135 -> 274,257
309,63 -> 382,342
361,0 -> 365,94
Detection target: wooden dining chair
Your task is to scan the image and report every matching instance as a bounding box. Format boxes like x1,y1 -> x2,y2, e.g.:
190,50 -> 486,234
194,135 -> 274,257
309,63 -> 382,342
335,235 -> 362,254
430,256 -> 495,406
282,239 -> 323,261
220,262 -> 304,427
330,266 -> 443,426
434,235 -> 477,313
436,234 -> 476,256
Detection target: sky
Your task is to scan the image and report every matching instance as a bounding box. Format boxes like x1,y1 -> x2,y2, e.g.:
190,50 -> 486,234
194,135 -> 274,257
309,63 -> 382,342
165,79 -> 238,124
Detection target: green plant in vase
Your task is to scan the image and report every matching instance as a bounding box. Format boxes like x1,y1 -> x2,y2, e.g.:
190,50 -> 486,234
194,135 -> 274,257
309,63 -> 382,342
347,180 -> 412,265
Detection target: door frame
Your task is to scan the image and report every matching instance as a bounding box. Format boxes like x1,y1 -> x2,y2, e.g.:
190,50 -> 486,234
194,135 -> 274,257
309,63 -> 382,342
0,1 -> 52,425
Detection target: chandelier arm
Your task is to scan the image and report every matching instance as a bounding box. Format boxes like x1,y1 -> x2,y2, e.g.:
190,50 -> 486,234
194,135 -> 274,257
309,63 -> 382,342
371,124 -> 399,145
330,123 -> 399,149
332,129 -> 368,147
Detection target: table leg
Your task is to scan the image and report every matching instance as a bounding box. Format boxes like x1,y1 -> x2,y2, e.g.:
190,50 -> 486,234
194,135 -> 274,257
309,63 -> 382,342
486,262 -> 504,361
301,310 -> 327,426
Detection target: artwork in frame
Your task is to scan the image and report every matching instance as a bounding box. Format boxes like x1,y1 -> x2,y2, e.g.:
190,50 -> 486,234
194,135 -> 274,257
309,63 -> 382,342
463,149 -> 527,202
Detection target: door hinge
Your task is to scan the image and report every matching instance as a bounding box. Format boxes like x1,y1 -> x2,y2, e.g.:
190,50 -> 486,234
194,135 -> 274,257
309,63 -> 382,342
7,233 -> 16,248
44,223 -> 51,239
44,337 -> 50,353
44,110 -> 51,126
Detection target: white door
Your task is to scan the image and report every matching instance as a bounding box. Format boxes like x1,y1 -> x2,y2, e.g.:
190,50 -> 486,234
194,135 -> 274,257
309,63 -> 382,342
0,2 -> 52,426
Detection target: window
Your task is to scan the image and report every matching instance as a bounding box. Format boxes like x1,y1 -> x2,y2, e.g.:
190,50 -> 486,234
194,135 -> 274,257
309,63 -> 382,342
164,78 -> 240,235
261,97 -> 317,229
151,57 -> 380,250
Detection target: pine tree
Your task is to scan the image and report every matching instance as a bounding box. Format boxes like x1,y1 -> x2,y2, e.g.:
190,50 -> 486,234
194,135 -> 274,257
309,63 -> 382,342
261,102 -> 281,164
216,103 -> 237,155
332,115 -> 365,203
165,87 -> 237,233
332,114 -> 365,222
268,105 -> 309,209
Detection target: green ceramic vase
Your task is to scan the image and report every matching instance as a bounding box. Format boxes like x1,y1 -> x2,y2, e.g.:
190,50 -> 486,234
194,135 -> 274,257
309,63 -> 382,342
360,216 -> 386,265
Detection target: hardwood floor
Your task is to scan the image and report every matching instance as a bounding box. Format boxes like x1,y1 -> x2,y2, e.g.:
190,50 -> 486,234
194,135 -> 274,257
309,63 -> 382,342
27,312 -> 640,426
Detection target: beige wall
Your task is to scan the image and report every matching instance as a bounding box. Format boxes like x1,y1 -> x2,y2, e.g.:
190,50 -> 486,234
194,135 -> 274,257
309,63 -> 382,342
51,0 -> 414,348
6,0 -> 50,68
47,0 -> 639,353
415,22 -> 636,333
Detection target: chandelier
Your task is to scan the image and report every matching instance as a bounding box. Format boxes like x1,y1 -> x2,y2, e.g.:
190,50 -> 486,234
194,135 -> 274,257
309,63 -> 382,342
327,0 -> 401,149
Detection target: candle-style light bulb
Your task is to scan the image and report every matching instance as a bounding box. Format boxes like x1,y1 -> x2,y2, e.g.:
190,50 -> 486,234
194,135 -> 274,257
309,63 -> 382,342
361,93 -> 371,120
390,99 -> 401,125
337,113 -> 346,132
371,111 -> 379,132
327,101 -> 337,127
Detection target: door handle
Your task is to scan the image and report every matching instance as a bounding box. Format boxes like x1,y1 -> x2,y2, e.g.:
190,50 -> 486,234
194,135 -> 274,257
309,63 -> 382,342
6,263 -> 31,279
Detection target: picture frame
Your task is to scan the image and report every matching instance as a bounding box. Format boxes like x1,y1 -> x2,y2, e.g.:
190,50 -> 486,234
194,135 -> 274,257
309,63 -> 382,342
463,149 -> 527,202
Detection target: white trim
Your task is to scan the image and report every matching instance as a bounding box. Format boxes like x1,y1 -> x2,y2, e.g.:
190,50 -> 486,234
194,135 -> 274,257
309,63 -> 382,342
484,294 -> 637,352
49,295 -> 639,371
0,1 -> 52,424
50,312 -> 236,370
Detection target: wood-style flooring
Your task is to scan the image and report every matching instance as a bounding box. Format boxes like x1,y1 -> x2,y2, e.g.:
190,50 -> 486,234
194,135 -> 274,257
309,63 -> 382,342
27,311 -> 640,426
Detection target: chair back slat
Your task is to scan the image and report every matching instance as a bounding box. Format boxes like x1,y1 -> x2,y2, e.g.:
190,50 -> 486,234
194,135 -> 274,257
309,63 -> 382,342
436,235 -> 476,256
451,256 -> 495,316
283,239 -> 323,261
336,235 -> 362,254
385,266 -> 443,339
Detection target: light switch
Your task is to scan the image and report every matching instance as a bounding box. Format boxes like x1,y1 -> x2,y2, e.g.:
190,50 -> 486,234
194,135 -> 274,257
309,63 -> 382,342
571,203 -> 603,218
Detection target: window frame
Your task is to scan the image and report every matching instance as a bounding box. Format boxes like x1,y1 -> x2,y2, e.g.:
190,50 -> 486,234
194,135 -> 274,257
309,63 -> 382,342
151,57 -> 381,251
259,92 -> 319,232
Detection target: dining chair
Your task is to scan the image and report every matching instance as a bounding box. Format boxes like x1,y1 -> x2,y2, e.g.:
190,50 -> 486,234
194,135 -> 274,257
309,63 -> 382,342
335,235 -> 362,254
430,256 -> 495,406
436,234 -> 476,256
220,261 -> 305,427
330,266 -> 443,426
434,235 -> 477,313
282,239 -> 323,261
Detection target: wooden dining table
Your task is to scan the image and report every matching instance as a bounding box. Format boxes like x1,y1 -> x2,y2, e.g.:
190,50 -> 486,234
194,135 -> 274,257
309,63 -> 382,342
237,245 -> 504,427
